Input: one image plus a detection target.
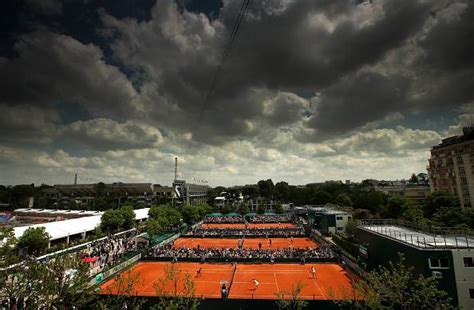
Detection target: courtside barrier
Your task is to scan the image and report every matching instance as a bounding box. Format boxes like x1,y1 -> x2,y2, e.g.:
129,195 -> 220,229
89,253 -> 142,287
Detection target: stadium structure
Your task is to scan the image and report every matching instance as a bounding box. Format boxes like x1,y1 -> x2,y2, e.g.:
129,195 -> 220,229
96,213 -> 360,309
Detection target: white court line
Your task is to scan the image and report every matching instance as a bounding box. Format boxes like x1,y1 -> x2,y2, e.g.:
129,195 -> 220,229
273,272 -> 280,293
232,281 -> 275,285
193,280 -> 227,284
306,270 -> 325,299
237,269 -> 306,273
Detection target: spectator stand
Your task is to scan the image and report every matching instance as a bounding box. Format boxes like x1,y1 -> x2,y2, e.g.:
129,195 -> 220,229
204,213 -> 245,224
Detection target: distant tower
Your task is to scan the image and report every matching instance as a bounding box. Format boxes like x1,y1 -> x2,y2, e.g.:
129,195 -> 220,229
74,173 -> 77,185
174,157 -> 178,181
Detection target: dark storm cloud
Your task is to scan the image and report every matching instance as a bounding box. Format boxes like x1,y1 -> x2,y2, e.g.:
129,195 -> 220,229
220,0 -> 430,91
1,0 -> 473,158
59,118 -> 164,151
101,0 -> 439,144
420,2 -> 474,72
410,1 -> 474,109
25,0 -> 63,15
0,30 -> 137,118
0,104 -> 61,146
305,72 -> 410,136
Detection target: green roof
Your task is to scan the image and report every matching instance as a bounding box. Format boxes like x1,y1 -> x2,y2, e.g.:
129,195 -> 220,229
206,213 -> 223,217
143,232 -> 177,245
227,212 -> 240,216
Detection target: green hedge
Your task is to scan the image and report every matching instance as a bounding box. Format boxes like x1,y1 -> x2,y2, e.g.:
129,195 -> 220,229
332,233 -> 359,258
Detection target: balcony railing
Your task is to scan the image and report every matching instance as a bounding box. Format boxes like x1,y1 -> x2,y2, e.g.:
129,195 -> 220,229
358,219 -> 474,249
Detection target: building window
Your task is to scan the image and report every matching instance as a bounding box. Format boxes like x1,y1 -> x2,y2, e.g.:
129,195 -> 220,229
464,257 -> 474,267
470,289 -> 474,299
336,216 -> 343,220
337,227 -> 344,231
429,257 -> 449,269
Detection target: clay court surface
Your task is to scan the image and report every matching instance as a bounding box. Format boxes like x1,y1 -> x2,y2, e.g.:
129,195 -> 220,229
100,262 -> 234,298
200,223 -> 296,229
100,262 -> 357,300
172,237 -> 318,249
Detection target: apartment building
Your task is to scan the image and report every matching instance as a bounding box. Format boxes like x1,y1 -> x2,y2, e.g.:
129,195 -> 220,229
427,127 -> 474,208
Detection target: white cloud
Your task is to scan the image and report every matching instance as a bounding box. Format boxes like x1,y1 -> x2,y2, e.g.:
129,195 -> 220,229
61,118 -> 164,150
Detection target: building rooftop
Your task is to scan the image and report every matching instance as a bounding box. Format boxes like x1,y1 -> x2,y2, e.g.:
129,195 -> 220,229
432,126 -> 474,150
12,208 -> 149,241
359,219 -> 474,249
14,208 -> 103,216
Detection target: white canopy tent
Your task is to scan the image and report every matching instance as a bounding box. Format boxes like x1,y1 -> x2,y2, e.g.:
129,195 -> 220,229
13,208 -> 149,241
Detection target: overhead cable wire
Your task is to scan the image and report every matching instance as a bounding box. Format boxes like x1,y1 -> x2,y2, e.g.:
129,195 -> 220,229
186,0 -> 252,151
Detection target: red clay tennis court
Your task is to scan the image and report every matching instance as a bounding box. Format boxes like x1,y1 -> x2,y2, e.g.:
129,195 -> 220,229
100,262 -> 358,300
173,238 -> 239,249
230,263 -> 357,300
241,237 -> 317,249
172,237 -> 318,249
100,262 -> 234,298
200,223 -> 296,229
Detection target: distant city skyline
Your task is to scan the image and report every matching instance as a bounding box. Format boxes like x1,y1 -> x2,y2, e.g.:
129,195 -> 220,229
1,0 -> 473,186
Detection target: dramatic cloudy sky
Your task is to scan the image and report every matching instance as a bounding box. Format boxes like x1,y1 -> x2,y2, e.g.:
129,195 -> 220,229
1,0 -> 473,186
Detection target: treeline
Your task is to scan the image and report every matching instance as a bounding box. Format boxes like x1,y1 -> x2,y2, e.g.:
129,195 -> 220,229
212,179 -> 474,230
144,203 -> 212,237
0,183 -> 173,211
210,180 -> 387,208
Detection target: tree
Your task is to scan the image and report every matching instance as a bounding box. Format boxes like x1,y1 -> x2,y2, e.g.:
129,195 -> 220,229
335,193 -> 352,207
242,185 -> 258,197
352,209 -> 372,220
257,203 -> 266,214
432,207 -> 465,227
409,173 -> 419,184
275,281 -> 308,310
424,191 -> 459,218
37,254 -> 92,308
274,181 -> 290,202
402,204 -> 424,222
353,191 -> 385,214
119,205 -> 136,230
417,173 -> 428,184
152,263 -> 200,310
311,190 -> 332,205
238,202 -> 249,215
100,209 -> 124,233
98,268 -> 145,309
0,254 -> 91,309
17,227 -> 50,255
384,196 -> 410,219
195,203 -> 212,218
222,204 -> 233,214
182,205 -> 200,225
10,184 -> 35,208
0,227 -> 19,267
274,203 -> 284,214
345,219 -> 358,241
340,254 -> 454,309
258,179 -> 274,198
461,208 -> 474,229
145,219 -> 164,236
149,205 -> 182,231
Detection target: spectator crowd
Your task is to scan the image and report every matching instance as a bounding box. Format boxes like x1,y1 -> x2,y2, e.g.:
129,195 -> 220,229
204,215 -> 244,223
150,244 -> 334,262
76,230 -> 139,275
249,215 -> 291,223
190,227 -> 305,237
